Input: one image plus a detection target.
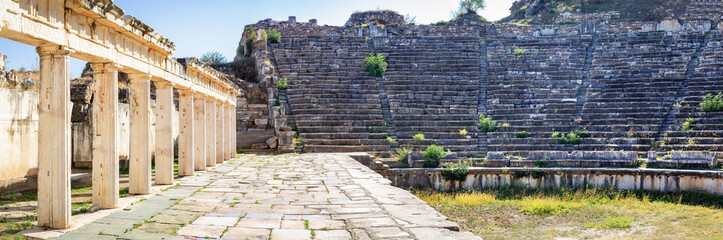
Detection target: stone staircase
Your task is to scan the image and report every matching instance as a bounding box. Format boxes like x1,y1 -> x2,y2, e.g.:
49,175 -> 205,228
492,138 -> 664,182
271,37 -> 391,153
485,36 -> 592,155
374,37 -> 482,156
267,31 -> 722,161
580,32 -> 705,152
661,31 -> 723,152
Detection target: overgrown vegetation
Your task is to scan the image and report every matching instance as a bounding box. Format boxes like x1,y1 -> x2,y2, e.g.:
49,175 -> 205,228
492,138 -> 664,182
267,29 -> 282,43
459,129 -> 468,136
395,146 -> 413,163
552,129 -> 590,145
415,187 -> 723,239
363,53 -> 388,77
515,131 -> 531,138
700,92 -> 723,112
513,47 -> 526,56
441,160 -> 473,182
275,78 -> 288,90
245,26 -> 257,57
423,145 -> 446,168
477,114 -> 499,133
682,117 -> 695,131
413,133 -> 426,140
199,51 -> 227,64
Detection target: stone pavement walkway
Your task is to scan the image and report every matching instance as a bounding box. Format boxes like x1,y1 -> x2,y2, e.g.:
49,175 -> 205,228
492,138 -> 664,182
49,153 -> 480,240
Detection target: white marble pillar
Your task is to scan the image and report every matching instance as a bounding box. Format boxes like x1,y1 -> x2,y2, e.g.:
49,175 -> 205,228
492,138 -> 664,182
216,101 -> 224,164
222,103 -> 229,161
193,93 -> 207,171
155,82 -> 174,185
178,90 -> 194,176
128,74 -> 152,195
206,98 -> 216,167
36,46 -> 72,229
231,103 -> 237,158
90,62 -> 120,209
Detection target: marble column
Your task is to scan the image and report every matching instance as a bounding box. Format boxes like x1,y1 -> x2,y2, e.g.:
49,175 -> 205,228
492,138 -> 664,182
206,98 -> 216,167
178,90 -> 194,176
36,46 -> 72,229
128,74 -> 152,195
155,82 -> 174,185
193,93 -> 207,171
90,62 -> 120,209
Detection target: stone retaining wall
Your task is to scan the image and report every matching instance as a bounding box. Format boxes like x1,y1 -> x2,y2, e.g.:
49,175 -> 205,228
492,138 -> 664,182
381,167 -> 723,195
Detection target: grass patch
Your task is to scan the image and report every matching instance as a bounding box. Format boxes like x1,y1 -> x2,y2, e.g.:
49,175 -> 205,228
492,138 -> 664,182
414,187 -> 723,239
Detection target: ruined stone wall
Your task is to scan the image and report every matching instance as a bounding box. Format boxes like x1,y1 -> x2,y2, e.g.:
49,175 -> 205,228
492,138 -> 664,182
260,13 -> 723,159
0,88 -> 38,191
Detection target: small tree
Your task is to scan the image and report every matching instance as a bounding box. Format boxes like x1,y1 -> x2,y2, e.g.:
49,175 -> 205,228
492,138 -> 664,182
363,53 -> 388,77
404,14 -> 417,25
458,0 -> 486,14
200,51 -> 227,64
268,29 -> 282,43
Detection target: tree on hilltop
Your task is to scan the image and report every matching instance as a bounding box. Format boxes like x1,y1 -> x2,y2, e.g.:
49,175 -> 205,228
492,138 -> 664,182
200,51 -> 227,65
457,0 -> 486,15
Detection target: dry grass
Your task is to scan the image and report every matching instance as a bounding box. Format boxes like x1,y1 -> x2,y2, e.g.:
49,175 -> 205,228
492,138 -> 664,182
415,187 -> 723,239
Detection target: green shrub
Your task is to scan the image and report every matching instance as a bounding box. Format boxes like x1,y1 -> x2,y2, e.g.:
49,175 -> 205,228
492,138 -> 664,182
478,114 -> 499,132
413,133 -> 425,140
363,53 -> 388,77
459,129 -> 468,136
574,129 -> 591,138
516,131 -> 531,138
387,137 -> 396,143
552,129 -> 590,145
423,145 -> 445,168
441,160 -> 473,182
268,29 -> 281,43
558,132 -> 582,145
275,78 -> 288,90
245,27 -> 257,56
395,147 -> 412,163
682,117 -> 695,131
513,47 -> 526,56
700,92 -> 723,112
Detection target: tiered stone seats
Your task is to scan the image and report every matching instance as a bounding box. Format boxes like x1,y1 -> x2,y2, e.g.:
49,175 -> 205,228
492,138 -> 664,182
271,37 -> 390,152
376,37 -> 482,156
662,31 -> 723,151
581,32 -> 705,152
485,36 -> 591,154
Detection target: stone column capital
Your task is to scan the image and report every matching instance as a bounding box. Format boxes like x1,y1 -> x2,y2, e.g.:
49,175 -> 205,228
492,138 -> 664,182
127,73 -> 152,82
36,45 -> 74,57
193,92 -> 206,98
154,81 -> 174,88
89,62 -> 122,73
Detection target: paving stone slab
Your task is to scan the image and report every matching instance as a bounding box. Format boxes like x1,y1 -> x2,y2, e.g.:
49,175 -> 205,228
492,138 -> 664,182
52,154 -> 482,240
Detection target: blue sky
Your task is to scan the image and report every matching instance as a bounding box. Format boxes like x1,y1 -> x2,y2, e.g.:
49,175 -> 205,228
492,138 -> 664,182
0,0 -> 514,77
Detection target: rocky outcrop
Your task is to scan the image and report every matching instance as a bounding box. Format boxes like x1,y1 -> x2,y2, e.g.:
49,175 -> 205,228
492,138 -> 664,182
345,10 -> 406,26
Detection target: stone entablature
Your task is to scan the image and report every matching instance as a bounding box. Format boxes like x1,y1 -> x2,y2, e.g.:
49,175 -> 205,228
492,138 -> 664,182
344,10 -> 406,26
0,0 -> 238,102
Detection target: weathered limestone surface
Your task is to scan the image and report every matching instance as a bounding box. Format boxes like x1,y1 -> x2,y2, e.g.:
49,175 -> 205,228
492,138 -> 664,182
90,63 -> 120,209
193,93 -> 207,171
178,90 -> 195,176
0,88 -> 38,191
206,98 -> 216,167
36,46 -> 72,229
155,82 -> 174,185
128,74 -> 152,195
52,154 -> 478,240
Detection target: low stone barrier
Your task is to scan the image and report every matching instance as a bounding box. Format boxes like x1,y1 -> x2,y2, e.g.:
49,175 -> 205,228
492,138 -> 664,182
381,167 -> 723,195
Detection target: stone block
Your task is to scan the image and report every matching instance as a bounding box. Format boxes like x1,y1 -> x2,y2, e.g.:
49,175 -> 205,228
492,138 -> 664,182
266,136 -> 278,149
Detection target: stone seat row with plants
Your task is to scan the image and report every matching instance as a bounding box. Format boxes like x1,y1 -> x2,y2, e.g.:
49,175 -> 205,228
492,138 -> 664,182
271,36 -> 392,153
267,29 -> 722,159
